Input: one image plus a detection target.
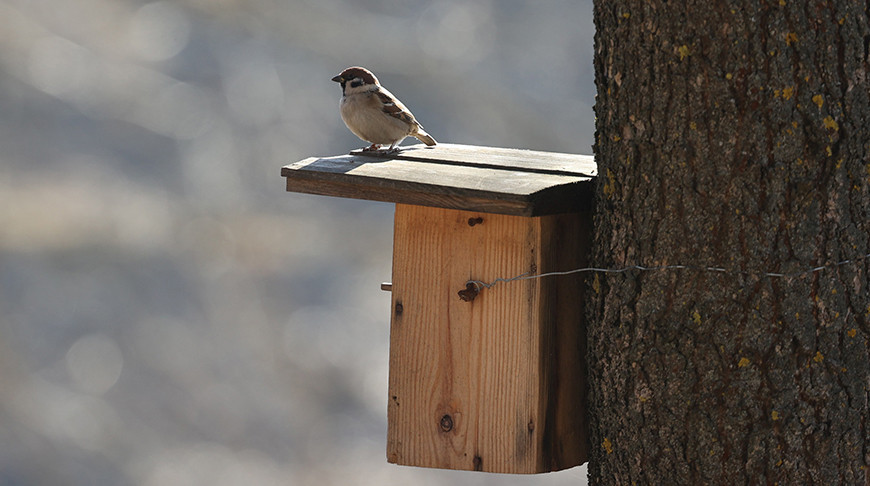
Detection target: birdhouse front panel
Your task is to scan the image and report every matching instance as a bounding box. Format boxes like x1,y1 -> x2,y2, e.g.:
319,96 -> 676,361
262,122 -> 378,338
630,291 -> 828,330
387,203 -> 589,473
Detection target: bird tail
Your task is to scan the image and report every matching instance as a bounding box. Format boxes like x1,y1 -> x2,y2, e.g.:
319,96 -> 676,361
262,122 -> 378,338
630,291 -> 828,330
413,128 -> 437,146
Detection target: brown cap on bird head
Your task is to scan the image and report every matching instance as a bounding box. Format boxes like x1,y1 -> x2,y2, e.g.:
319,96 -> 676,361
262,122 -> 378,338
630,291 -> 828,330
331,66 -> 379,85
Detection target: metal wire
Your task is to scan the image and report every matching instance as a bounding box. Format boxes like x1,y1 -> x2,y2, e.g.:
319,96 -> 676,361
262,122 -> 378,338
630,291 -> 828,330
467,253 -> 870,292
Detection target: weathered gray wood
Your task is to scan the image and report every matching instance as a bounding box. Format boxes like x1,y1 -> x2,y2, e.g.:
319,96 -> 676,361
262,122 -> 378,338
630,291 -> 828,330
351,143 -> 597,177
282,144 -> 595,216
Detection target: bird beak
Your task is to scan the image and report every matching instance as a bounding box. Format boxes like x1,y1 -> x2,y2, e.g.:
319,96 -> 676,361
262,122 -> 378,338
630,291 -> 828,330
331,75 -> 343,83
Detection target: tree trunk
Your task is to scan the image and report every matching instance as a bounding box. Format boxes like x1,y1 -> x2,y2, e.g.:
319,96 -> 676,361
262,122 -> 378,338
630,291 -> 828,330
588,1 -> 869,484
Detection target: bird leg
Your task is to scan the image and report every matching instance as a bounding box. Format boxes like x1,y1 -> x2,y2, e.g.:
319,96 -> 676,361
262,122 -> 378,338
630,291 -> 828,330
361,143 -> 381,152
385,142 -> 401,153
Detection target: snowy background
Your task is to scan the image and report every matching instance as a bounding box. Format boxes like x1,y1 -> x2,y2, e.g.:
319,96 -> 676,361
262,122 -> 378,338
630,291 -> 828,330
0,0 -> 595,484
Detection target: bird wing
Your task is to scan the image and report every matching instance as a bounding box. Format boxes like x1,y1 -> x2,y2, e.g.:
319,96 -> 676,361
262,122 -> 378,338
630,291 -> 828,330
376,88 -> 418,127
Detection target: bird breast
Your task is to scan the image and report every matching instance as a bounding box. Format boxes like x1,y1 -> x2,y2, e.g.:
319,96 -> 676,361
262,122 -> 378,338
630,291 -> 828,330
340,91 -> 412,144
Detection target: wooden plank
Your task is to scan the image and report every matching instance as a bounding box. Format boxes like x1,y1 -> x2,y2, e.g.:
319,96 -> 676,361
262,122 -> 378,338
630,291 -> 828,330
283,155 -> 573,196
282,144 -> 595,216
536,210 -> 590,470
286,173 -> 538,215
386,204 -> 588,473
351,143 -> 597,177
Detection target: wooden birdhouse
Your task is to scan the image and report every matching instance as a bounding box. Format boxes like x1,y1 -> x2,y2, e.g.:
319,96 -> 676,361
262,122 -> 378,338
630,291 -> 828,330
281,144 -> 596,474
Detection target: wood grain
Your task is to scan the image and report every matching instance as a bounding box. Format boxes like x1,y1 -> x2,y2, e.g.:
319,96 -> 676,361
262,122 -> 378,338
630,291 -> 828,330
352,143 -> 597,177
387,204 -> 589,473
282,144 -> 594,216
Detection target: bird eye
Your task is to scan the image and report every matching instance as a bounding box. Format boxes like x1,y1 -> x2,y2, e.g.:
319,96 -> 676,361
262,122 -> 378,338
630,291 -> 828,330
350,78 -> 364,88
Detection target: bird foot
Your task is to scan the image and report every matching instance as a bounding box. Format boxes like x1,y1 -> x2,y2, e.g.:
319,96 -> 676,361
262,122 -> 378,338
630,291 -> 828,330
359,144 -> 401,155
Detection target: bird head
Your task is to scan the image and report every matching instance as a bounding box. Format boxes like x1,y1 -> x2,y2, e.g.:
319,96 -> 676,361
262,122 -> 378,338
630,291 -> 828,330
332,66 -> 379,94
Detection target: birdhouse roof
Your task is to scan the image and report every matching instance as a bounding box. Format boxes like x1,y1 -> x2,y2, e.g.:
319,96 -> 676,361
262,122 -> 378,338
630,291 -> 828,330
282,143 -> 596,216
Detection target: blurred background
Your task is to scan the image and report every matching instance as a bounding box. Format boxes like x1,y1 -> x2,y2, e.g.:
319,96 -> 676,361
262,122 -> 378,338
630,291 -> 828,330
0,0 -> 595,484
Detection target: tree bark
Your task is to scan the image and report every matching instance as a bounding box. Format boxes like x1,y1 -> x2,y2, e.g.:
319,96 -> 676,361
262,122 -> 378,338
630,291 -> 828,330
588,1 -> 870,484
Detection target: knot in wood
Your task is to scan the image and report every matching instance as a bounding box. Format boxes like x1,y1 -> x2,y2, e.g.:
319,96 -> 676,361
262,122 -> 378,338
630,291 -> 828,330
467,216 -> 484,227
439,414 -> 454,432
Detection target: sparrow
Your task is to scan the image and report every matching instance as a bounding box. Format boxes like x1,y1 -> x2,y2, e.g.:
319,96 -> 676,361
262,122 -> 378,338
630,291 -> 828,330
331,66 -> 436,152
